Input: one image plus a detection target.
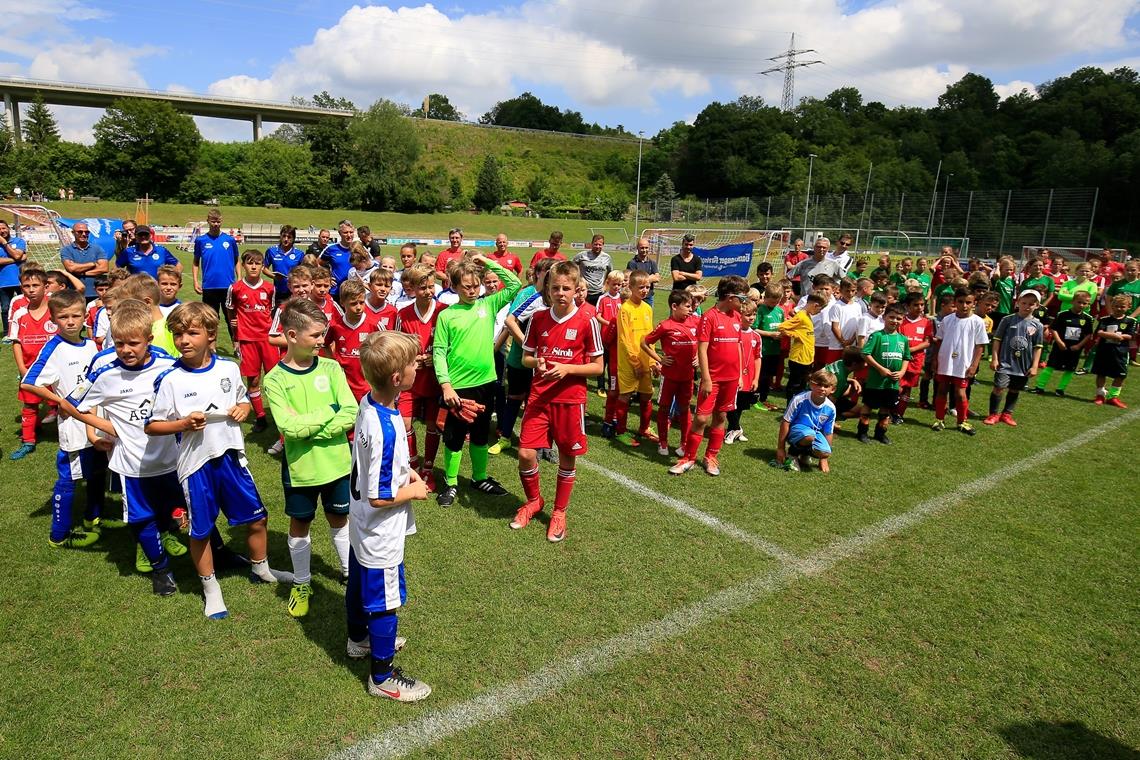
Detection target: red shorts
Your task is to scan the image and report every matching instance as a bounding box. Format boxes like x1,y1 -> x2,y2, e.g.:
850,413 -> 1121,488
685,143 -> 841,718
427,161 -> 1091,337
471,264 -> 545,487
696,380 -> 737,415
397,391 -> 440,423
822,347 -> 844,366
900,363 -> 922,389
936,374 -> 970,390
519,401 -> 588,454
17,387 -> 42,405
238,340 -> 278,378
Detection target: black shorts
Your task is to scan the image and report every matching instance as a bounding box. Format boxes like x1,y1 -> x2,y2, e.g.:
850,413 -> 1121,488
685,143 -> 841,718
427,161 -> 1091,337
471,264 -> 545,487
443,382 -> 497,450
862,386 -> 899,411
202,288 -> 228,314
835,395 -> 857,416
992,372 -> 1029,391
283,473 -> 350,521
1048,346 -> 1081,372
1091,348 -> 1129,379
506,364 -> 533,398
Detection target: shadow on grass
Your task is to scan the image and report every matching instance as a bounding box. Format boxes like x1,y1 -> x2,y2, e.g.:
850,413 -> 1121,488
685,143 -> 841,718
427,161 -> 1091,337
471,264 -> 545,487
1000,719 -> 1140,759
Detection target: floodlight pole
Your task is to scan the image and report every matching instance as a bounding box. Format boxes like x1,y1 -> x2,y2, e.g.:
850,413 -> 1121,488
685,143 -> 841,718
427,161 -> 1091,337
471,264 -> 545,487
803,153 -> 816,241
632,131 -> 644,240
938,173 -> 953,239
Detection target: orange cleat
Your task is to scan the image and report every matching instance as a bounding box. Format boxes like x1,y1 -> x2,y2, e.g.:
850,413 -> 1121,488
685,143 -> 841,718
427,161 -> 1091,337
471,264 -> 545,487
547,510 -> 567,542
1107,397 -> 1128,409
510,499 -> 544,530
983,414 -> 1000,425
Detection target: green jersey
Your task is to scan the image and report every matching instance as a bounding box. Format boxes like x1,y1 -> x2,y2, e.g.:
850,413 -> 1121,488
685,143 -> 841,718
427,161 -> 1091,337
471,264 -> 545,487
889,272 -> 909,288
992,275 -> 1016,313
1059,279 -> 1099,313
262,356 -> 357,487
822,359 -> 851,393
912,271 -> 932,297
433,259 -> 521,390
1021,275 -> 1055,297
752,304 -> 785,356
1106,278 -> 1140,314
861,330 -> 911,390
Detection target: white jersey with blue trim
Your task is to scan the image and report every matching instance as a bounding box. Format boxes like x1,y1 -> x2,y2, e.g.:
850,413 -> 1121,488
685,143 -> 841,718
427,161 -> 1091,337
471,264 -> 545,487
158,300 -> 182,318
87,344 -> 173,376
66,352 -> 179,477
349,394 -> 416,569
22,335 -> 99,452
151,355 -> 249,482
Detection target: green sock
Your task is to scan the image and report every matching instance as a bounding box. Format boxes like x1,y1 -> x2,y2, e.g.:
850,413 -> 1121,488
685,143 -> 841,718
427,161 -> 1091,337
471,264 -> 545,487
470,445 -> 489,482
1108,386 -> 1122,399
1036,367 -> 1054,389
1058,370 -> 1075,391
443,447 -> 463,486
1084,348 -> 1096,371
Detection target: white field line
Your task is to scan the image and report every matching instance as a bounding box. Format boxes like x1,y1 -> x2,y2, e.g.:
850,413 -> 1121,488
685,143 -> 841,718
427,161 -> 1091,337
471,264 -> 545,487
576,456 -> 802,566
329,408 -> 1140,760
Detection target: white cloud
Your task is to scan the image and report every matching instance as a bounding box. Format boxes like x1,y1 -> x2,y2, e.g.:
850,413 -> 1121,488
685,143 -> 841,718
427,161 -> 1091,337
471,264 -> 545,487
994,80 -> 1038,100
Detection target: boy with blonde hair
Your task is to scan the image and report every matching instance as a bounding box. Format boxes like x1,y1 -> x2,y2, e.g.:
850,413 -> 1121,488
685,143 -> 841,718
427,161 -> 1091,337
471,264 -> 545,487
614,269 -> 656,446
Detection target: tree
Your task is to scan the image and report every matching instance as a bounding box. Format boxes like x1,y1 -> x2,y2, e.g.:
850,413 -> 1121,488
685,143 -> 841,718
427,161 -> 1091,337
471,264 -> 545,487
23,93 -> 60,147
473,154 -> 506,212
422,93 -> 463,121
92,98 -> 200,200
0,119 -> 11,156
480,92 -> 591,134
299,91 -> 357,195
649,173 -> 676,220
346,99 -> 421,211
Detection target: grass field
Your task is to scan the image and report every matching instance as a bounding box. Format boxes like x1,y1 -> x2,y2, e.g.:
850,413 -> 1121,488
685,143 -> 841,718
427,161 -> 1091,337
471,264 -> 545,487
1,252 -> 1138,759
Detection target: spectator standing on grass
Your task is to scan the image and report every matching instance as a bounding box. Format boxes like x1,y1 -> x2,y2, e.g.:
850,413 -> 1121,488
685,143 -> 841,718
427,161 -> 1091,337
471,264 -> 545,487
788,238 -> 842,298
488,233 -> 523,276
320,220 -> 356,293
117,225 -> 181,279
59,221 -> 112,300
193,209 -> 240,328
306,228 -> 330,258
671,234 -> 703,291
264,224 -> 304,299
573,234 -> 612,306
0,220 -> 27,329
434,228 -> 467,284
358,226 -> 383,262
626,237 -> 660,306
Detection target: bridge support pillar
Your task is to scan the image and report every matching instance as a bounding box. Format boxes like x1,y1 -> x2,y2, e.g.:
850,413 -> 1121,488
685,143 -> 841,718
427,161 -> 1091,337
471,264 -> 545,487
3,94 -> 20,144
253,113 -> 262,141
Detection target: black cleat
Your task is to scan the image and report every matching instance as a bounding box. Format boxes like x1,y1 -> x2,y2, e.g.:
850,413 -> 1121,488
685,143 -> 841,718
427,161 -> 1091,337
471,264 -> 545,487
151,569 -> 177,597
874,432 -> 892,445
1053,389 -> 1065,397
471,477 -> 508,496
856,433 -> 871,444
1029,387 -> 1044,395
251,416 -> 268,434
437,486 -> 458,507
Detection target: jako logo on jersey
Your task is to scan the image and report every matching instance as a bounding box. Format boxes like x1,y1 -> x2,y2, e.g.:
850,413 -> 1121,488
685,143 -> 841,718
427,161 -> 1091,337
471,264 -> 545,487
183,392 -> 198,398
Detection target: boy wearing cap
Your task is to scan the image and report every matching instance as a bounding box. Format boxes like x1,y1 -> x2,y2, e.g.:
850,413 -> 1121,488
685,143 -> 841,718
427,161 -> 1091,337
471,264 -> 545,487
116,226 -> 181,279
984,290 -> 1044,427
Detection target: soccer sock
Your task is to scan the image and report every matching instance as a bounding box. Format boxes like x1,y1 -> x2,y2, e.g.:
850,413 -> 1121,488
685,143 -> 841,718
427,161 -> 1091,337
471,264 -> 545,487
554,468 -> 576,513
638,397 -> 653,435
988,392 -> 1002,416
201,574 -> 227,619
519,465 -> 541,502
934,388 -> 948,420
368,610 -> 399,684
443,446 -> 462,486
919,376 -> 930,405
1084,348 -> 1096,371
1036,366 -> 1054,389
470,444 -> 489,482
500,397 -> 523,438
677,402 -> 693,441
684,431 -> 703,461
705,427 -> 726,459
896,392 -> 910,416
132,520 -> 168,571
251,557 -> 292,583
20,405 -> 37,444
604,391 -> 618,424
50,475 -> 77,542
424,429 -> 441,469
1097,385 -> 1107,398
1108,385 -> 1122,399
406,428 -> 418,466
876,414 -> 890,433
287,534 -> 312,584
84,462 -> 107,522
856,419 -> 870,438
1002,391 -> 1020,414
329,524 -> 350,577
1058,371 -> 1075,391
249,389 -> 265,418
614,397 -> 630,433
955,396 -> 969,423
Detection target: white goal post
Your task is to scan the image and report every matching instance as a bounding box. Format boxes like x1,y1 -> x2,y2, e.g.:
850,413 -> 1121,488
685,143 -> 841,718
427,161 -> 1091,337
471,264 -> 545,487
0,204 -> 75,269
641,228 -> 789,289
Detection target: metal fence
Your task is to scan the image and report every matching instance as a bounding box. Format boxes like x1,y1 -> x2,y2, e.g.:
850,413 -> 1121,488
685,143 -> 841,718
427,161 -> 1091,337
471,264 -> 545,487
636,187 -> 1099,257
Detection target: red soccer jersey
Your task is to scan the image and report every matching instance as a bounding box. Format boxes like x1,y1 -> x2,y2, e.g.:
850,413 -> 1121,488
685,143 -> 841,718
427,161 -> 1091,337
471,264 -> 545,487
435,248 -> 465,277
740,329 -> 761,390
12,306 -> 58,366
576,301 -> 597,320
396,300 -> 447,397
644,316 -> 698,382
529,247 -> 567,269
325,311 -> 381,399
900,315 -> 934,360
366,299 -> 398,330
226,278 -> 276,342
313,294 -> 343,323
85,301 -> 100,334
522,305 -> 604,405
698,307 -> 743,383
596,292 -> 622,347
490,250 -> 522,275
7,293 -> 28,333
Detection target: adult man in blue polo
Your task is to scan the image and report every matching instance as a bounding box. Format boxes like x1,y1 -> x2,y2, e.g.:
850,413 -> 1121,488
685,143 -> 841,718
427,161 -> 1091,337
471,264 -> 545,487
319,219 -> 355,293
193,209 -> 239,330
59,221 -> 113,300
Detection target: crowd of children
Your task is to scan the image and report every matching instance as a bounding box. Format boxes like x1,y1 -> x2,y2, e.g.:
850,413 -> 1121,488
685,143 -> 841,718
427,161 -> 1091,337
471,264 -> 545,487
9,224 -> 1138,702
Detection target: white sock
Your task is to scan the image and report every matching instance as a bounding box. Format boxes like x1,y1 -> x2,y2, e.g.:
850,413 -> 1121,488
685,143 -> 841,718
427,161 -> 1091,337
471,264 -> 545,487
288,534 -> 312,584
330,524 -> 350,577
251,557 -> 294,584
1097,386 -> 1107,397
201,574 -> 227,619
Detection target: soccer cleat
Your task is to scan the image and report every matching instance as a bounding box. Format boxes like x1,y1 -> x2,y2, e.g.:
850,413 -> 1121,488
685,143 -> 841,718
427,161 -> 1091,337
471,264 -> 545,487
917,400 -> 931,410
723,430 -> 740,445
538,448 -> 558,463
1053,389 -> 1065,397
422,469 -> 437,493
669,458 -> 696,475
957,421 -> 976,436
930,420 -> 946,432
1029,387 -> 1044,395
857,432 -> 872,444
1075,368 -> 1088,375
999,413 -> 1018,426
487,436 -> 509,455
510,499 -> 544,530
786,457 -> 802,472
347,636 -> 406,659
703,456 -> 721,477
596,388 -> 607,398
1094,396 -> 1105,405
471,477 -> 508,496
1107,397 -> 1128,408
151,569 -> 177,597
48,529 -> 99,549
614,432 -> 639,447
160,531 -> 187,557
288,582 -> 312,618
9,443 -> 35,461
266,439 -> 285,456
736,430 -> 749,443
135,544 -> 153,573
656,445 -> 670,456
437,485 -> 458,507
983,414 -> 1000,426
369,668 -> 432,702
599,421 -> 615,439
82,517 -> 101,531
638,430 -> 659,443
763,402 -> 781,412
675,445 -> 686,457
251,416 -> 268,434
547,510 -> 567,542
890,415 -> 905,425
874,431 -> 891,445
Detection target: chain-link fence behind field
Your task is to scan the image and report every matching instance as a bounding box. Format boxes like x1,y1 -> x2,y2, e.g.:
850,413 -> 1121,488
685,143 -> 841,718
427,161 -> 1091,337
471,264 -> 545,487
637,187 -> 1099,258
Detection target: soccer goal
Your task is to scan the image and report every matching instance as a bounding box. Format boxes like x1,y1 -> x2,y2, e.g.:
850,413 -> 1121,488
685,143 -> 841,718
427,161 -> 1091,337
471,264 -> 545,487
869,232 -> 970,258
588,226 -> 630,250
641,228 -> 788,290
1021,245 -> 1128,266
0,204 -> 74,269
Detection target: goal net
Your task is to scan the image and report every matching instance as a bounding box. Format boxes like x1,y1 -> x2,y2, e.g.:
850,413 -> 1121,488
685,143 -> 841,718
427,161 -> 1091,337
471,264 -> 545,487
1021,246 -> 1128,266
642,228 -> 788,290
0,204 -> 73,269
869,233 -> 970,258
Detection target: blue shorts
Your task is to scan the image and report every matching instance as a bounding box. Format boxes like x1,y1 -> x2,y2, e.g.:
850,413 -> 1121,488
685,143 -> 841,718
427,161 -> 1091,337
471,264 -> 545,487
182,450 -> 267,540
121,471 -> 185,524
788,424 -> 832,456
348,549 -> 406,613
56,447 -> 106,483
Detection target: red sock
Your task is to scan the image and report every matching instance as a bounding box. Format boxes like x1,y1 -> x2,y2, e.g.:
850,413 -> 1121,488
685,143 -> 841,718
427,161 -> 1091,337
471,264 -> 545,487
520,466 -> 541,502
604,391 -> 617,423
406,427 -> 418,463
684,431 -> 703,461
705,427 -> 725,459
424,429 -> 440,467
248,390 -> 265,418
20,405 -> 37,444
677,399 -> 693,441
956,397 -> 969,422
638,397 -> 653,435
934,389 -> 948,420
896,394 -> 909,416
615,397 -> 630,433
554,468 -> 575,513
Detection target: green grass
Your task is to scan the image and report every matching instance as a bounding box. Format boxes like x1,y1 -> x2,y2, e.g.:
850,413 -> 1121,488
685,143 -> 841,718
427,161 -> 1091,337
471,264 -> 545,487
0,253 -> 1138,759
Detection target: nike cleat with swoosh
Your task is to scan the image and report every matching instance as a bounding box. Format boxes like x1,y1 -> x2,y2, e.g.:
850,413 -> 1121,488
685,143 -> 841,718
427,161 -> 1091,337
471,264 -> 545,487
368,668 -> 432,702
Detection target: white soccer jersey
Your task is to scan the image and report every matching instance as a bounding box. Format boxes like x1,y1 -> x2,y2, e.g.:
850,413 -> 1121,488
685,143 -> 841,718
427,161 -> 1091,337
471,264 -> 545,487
859,313 -> 885,339
87,344 -> 173,376
349,395 -> 416,569
158,300 -> 181,317
935,313 -> 990,378
93,307 -> 111,344
151,356 -> 249,482
22,335 -> 99,452
829,299 -> 864,346
811,296 -> 838,349
67,353 -> 179,477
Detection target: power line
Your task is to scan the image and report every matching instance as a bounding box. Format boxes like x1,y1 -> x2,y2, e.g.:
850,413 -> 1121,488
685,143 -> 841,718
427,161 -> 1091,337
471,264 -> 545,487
757,33 -> 823,112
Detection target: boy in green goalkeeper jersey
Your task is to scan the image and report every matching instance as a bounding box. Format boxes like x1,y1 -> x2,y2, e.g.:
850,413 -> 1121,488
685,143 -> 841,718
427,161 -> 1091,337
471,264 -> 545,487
858,304 -> 911,445
433,254 -> 521,507
262,298 -> 358,618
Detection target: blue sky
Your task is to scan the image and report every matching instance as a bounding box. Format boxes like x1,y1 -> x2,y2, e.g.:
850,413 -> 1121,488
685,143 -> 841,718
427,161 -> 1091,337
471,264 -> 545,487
3,0 -> 1140,142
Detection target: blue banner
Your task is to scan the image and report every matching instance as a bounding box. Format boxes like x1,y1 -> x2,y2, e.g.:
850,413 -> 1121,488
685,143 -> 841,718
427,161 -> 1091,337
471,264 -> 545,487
58,217 -> 123,258
693,242 -> 754,277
